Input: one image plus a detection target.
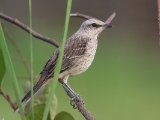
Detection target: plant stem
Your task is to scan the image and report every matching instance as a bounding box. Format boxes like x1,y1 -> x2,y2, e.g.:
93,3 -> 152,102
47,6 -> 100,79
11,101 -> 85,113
42,0 -> 72,120
29,0 -> 34,119
0,23 -> 25,120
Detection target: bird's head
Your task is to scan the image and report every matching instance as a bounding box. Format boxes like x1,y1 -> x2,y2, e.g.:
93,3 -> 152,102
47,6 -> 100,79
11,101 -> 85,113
78,18 -> 111,38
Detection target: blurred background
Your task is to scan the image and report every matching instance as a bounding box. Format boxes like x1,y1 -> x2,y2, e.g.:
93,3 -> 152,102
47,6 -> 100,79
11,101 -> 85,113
0,0 -> 160,120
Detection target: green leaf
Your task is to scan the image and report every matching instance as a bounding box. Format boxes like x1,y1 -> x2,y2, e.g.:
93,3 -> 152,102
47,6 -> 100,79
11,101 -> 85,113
24,82 -> 58,119
26,104 -> 51,120
0,48 -> 6,86
54,111 -> 74,120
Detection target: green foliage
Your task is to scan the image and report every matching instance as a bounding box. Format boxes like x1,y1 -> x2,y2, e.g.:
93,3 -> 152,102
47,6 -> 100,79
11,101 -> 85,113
0,0 -> 74,119
28,0 -> 34,119
0,23 -> 25,119
0,25 -> 6,86
24,82 -> 57,120
0,48 -> 6,86
26,104 -> 51,120
26,106 -> 74,120
42,0 -> 73,120
54,112 -> 74,120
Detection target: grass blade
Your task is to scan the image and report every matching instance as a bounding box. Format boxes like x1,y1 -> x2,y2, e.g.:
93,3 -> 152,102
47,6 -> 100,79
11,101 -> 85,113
42,0 -> 72,120
0,23 -> 25,120
0,48 -> 6,86
28,0 -> 34,119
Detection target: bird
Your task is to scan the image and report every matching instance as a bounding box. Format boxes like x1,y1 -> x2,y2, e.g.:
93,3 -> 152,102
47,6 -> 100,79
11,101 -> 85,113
15,17 -> 113,112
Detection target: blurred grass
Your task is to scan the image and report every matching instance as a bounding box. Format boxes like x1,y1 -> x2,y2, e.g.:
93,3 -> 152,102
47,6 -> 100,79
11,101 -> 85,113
28,0 -> 34,119
0,24 -> 25,119
42,0 -> 72,120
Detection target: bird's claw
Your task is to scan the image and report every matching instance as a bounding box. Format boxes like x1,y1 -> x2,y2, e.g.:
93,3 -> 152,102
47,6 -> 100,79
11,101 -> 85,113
70,98 -> 78,109
70,94 -> 84,109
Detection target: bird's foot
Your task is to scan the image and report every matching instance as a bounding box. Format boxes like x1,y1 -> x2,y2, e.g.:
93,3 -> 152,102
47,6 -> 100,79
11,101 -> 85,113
61,82 -> 84,108
70,93 -> 84,109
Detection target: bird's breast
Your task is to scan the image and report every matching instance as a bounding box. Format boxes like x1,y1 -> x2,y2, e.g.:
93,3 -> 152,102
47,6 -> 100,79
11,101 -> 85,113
69,39 -> 98,76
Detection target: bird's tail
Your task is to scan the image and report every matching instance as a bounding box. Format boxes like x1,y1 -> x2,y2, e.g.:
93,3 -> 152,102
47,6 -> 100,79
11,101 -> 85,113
14,75 -> 46,113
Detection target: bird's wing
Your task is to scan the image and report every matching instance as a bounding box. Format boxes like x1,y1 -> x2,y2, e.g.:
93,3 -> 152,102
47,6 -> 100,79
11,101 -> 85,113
61,36 -> 89,72
20,51 -> 59,106
40,50 -> 59,79
40,35 -> 89,78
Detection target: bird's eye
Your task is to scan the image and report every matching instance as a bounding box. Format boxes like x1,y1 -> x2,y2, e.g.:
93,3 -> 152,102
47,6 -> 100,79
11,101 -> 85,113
91,23 -> 98,27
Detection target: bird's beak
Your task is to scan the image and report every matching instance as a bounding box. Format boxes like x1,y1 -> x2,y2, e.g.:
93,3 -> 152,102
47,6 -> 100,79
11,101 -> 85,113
103,12 -> 116,28
101,23 -> 112,28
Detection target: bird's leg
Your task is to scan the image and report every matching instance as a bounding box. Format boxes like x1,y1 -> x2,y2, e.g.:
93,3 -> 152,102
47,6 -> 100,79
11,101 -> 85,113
61,82 -> 84,109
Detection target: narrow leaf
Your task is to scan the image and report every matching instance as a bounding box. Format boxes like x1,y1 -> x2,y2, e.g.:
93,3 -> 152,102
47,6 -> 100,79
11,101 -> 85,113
26,104 -> 51,120
42,0 -> 72,120
0,48 -> 6,86
23,82 -> 58,119
0,23 -> 25,119
28,0 -> 34,119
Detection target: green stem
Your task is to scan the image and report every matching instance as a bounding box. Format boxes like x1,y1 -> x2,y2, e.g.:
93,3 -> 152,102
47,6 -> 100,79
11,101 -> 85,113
29,0 -> 34,119
0,23 -> 25,120
42,0 -> 72,120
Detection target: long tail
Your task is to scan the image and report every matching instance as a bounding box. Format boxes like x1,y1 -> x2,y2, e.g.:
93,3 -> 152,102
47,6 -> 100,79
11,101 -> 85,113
14,75 -> 46,112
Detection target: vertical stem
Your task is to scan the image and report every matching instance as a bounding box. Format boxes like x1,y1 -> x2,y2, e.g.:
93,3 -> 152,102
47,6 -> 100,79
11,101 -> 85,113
157,0 -> 160,46
42,0 -> 72,120
0,24 -> 25,120
29,0 -> 34,119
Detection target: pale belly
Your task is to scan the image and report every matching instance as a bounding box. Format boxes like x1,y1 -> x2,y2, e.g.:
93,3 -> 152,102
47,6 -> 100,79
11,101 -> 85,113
69,40 -> 97,76
69,54 -> 95,76
59,39 -> 98,80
